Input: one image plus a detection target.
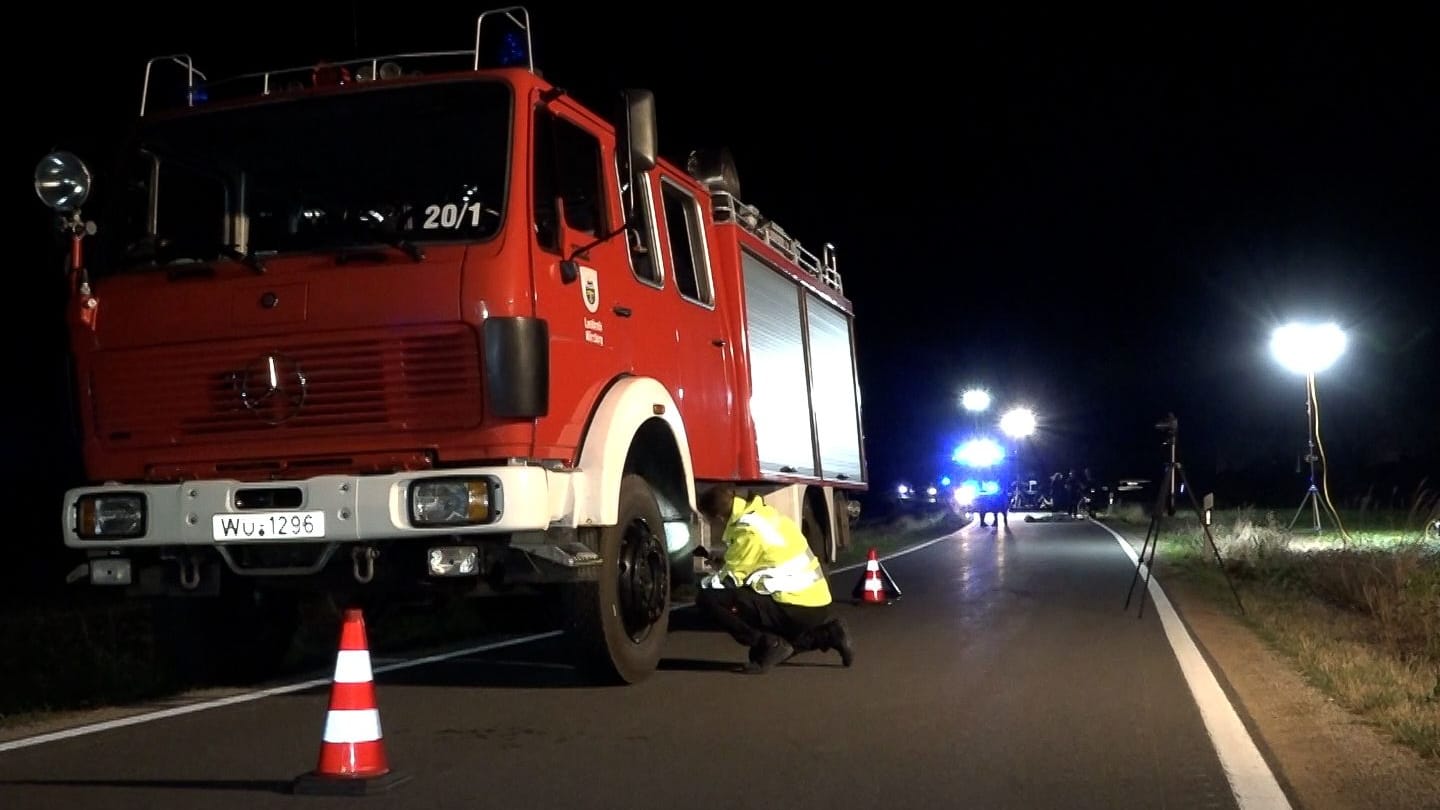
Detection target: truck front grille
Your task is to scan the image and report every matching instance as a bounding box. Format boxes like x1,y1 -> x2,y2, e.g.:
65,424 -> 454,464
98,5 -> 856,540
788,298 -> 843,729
93,324 -> 482,447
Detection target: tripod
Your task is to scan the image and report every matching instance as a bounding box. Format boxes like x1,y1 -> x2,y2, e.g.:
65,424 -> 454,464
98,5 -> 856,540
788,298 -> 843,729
1124,415 -> 1245,619
1288,374 -> 1327,533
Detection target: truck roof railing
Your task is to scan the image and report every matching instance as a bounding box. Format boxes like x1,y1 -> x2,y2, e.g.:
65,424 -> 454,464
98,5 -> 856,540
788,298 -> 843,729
139,6 -> 535,116
710,192 -> 842,294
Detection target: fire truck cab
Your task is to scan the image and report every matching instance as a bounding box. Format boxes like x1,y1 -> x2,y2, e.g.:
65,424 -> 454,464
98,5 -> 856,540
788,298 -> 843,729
33,7 -> 868,684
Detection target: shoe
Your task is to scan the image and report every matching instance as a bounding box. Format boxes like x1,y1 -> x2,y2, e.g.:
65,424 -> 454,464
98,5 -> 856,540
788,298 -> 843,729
742,636 -> 794,674
828,619 -> 855,667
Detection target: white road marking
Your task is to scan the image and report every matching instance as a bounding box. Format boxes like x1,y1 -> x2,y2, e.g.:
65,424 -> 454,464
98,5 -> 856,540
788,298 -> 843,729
0,523 -> 962,755
1093,520 -> 1293,810
0,631 -> 561,754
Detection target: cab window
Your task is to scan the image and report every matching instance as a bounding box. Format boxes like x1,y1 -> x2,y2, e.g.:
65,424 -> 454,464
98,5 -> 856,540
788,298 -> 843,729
533,109 -> 606,253
659,177 -> 713,306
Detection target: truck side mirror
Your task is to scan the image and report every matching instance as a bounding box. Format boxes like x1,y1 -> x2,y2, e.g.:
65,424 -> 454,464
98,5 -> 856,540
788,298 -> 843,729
624,89 -> 656,172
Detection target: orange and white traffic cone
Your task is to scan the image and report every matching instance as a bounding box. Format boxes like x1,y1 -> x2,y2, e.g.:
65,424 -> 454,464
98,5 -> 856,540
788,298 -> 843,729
851,547 -> 902,604
293,608 -> 410,795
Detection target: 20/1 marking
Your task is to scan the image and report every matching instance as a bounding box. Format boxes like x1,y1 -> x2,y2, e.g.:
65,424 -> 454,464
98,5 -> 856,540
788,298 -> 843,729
423,203 -> 487,229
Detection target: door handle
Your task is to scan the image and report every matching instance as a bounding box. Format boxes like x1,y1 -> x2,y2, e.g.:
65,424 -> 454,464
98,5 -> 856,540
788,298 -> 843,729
613,305 -> 632,317
711,338 -> 726,347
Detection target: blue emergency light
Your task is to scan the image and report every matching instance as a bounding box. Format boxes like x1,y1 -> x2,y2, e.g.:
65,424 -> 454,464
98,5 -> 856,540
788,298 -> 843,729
496,31 -> 528,66
953,437 -> 1005,468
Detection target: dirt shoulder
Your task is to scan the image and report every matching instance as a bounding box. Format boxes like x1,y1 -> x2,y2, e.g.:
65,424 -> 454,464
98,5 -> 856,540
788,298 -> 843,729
1153,564 -> 1440,809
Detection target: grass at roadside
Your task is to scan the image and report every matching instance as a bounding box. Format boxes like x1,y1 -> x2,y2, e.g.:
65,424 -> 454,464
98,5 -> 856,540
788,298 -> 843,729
0,599 -> 177,728
1104,505 -> 1440,760
836,509 -> 965,569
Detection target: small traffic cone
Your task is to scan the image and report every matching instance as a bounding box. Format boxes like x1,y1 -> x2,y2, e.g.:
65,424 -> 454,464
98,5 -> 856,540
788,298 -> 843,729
293,608 -> 411,795
851,548 -> 902,604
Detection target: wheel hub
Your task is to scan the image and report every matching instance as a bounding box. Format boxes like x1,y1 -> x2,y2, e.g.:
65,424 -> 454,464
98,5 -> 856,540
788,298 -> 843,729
617,517 -> 668,640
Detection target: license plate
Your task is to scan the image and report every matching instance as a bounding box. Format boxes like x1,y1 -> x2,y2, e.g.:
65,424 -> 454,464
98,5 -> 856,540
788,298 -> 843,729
212,510 -> 326,540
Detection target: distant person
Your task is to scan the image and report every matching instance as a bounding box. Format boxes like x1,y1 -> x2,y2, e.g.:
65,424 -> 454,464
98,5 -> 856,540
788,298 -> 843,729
1067,469 -> 1085,518
977,486 -> 1009,529
693,485 -> 854,673
1050,472 -> 1069,515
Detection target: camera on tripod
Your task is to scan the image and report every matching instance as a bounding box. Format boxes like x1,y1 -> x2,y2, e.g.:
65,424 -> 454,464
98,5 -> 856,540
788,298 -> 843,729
1154,413 -> 1178,445
1125,410 -> 1246,618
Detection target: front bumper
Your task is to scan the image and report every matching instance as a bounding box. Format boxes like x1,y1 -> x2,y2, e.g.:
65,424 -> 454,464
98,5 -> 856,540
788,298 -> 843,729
62,465 -> 565,549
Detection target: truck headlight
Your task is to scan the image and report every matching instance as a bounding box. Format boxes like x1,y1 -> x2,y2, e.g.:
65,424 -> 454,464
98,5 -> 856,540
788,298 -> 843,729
75,494 -> 146,538
409,478 -> 500,526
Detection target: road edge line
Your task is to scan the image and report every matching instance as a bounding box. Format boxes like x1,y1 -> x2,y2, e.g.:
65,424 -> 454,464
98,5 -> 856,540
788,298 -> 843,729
0,630 -> 563,754
1093,519 -> 1292,810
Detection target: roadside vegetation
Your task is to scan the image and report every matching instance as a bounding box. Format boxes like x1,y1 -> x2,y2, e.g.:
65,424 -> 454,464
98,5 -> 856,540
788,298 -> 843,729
836,507 -> 964,569
0,590 -> 519,729
1104,492 -> 1440,760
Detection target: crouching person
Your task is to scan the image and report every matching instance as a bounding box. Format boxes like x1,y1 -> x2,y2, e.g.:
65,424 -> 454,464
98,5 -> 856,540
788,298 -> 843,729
693,485 -> 855,674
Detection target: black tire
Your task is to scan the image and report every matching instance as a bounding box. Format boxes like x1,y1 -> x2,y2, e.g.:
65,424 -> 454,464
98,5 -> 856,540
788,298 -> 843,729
562,474 -> 670,684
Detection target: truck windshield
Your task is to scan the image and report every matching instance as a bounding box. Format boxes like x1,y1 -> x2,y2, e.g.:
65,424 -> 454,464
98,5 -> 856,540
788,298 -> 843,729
104,79 -> 511,271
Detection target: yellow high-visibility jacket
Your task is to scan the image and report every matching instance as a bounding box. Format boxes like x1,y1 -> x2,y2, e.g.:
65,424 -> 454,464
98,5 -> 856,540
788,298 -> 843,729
703,496 -> 832,608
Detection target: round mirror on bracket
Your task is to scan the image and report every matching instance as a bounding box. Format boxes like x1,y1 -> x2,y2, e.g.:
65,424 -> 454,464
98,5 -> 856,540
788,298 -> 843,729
34,151 -> 92,212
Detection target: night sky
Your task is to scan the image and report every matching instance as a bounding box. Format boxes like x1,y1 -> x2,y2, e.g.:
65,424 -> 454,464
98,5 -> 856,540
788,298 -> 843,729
13,5 -> 1440,540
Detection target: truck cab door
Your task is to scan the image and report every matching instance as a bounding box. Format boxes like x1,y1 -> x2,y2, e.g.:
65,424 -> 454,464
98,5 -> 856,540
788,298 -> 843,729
649,173 -> 738,479
529,100 -> 632,458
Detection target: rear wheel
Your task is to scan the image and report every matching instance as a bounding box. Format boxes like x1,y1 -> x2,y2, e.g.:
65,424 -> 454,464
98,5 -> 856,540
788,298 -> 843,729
562,474 -> 670,684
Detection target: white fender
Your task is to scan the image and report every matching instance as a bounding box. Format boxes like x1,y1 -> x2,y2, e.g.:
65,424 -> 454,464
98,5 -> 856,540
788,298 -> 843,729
571,376 -> 695,527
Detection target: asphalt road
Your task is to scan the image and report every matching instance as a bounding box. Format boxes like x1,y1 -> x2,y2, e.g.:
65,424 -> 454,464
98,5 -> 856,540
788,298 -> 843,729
0,516 -> 1270,809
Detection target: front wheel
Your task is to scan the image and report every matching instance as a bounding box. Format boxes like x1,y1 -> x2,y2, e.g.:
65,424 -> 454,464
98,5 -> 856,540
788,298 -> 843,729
561,474 -> 670,684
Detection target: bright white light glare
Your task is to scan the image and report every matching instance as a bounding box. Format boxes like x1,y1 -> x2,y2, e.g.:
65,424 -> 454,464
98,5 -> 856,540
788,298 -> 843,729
1000,407 -> 1037,438
955,482 -> 978,506
663,523 -> 691,553
962,389 -> 991,412
954,438 -> 1005,467
1271,322 -> 1346,375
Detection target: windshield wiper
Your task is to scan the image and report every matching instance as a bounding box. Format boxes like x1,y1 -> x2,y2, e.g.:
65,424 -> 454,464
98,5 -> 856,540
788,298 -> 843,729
335,237 -> 425,265
221,246 -> 268,274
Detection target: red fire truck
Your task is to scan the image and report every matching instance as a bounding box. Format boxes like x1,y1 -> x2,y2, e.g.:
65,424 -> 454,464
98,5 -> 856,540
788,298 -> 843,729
32,7 -> 868,684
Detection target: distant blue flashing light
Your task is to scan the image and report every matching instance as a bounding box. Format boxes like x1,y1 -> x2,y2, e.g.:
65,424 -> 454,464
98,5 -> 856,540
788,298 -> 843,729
940,476 -> 952,487
955,479 -> 1000,508
954,438 -> 1005,468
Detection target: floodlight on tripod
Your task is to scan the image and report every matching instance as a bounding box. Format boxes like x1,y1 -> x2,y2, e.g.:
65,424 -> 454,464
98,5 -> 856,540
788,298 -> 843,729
1269,321 -> 1351,540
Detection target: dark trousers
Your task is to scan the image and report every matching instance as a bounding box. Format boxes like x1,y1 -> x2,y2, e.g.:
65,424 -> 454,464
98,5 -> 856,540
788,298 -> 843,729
695,587 -> 829,650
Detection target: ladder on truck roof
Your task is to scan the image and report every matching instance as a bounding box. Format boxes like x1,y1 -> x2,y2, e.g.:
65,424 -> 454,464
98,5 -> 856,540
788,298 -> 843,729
132,6 -> 849,299
710,191 -> 843,295
139,7 -> 536,116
